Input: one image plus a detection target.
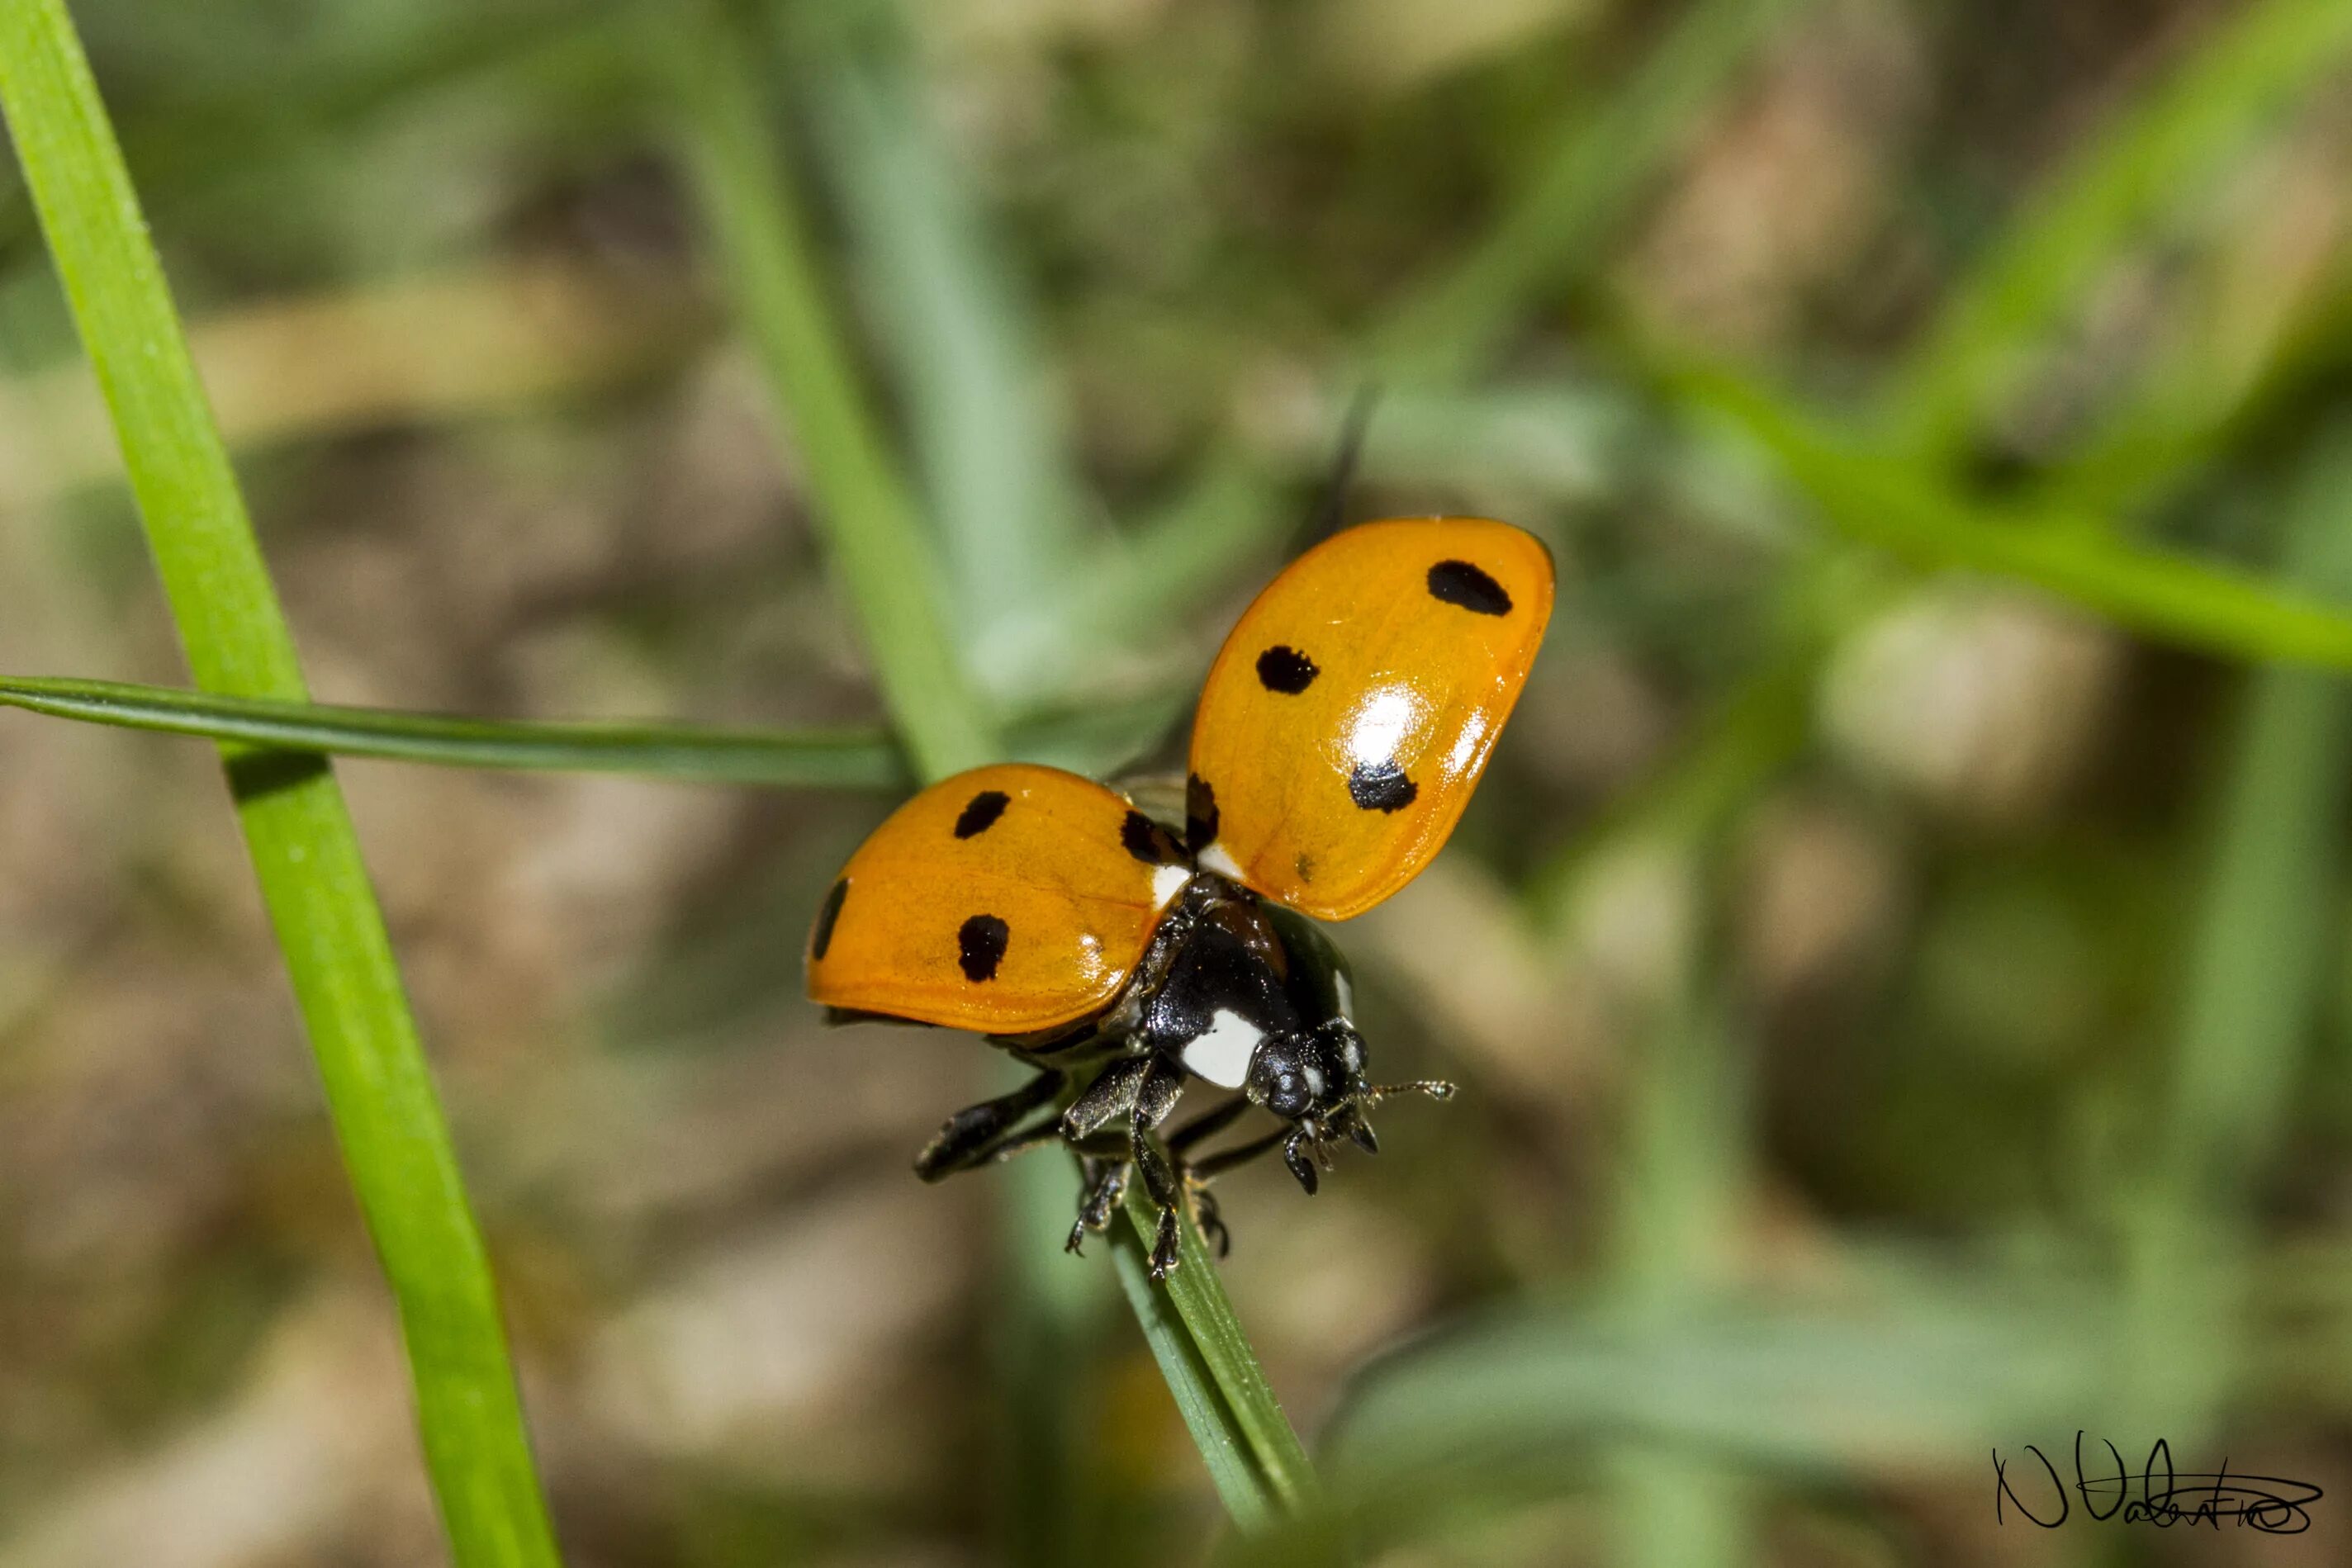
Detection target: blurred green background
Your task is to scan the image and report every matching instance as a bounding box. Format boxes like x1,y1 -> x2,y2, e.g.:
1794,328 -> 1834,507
7,0 -> 2352,1562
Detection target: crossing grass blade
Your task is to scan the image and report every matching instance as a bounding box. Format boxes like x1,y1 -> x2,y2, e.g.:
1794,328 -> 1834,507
664,0 -> 995,784
0,2 -> 562,1565
1313,1259 -> 2110,1534
1690,370 -> 2352,669
783,1 -> 1090,701
1885,0 -> 2352,462
0,675 -> 909,788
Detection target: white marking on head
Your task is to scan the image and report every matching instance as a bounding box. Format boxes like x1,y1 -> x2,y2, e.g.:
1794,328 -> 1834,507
1150,864 -> 1192,909
1302,1063 -> 1325,1098
1181,1009 -> 1261,1089
1197,841 -> 1245,881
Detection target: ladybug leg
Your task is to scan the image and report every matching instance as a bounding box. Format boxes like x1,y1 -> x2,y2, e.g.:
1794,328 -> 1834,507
1060,1056 -> 1150,1142
1185,1126 -> 1287,1182
1165,1096 -> 1250,1155
1065,1158 -> 1131,1255
1133,1055 -> 1188,1132
1167,1101 -> 1253,1258
1187,1184 -> 1231,1258
1130,1059 -> 1190,1279
1136,1135 -> 1184,1279
1167,1125 -> 1288,1254
981,1113 -> 1073,1166
913,1068 -> 1065,1182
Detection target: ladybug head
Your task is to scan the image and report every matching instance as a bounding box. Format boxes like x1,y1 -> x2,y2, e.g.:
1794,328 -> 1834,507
1242,1026 -> 1352,1122
1243,1022 -> 1453,1192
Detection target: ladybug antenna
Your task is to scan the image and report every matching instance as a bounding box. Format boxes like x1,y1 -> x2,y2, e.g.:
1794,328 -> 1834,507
1292,382 -> 1382,558
1362,1078 -> 1456,1106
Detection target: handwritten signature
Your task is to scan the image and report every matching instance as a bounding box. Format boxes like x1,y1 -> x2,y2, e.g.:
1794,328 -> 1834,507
1994,1433 -> 2321,1533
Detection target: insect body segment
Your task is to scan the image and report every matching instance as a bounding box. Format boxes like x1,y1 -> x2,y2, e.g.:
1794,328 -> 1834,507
805,519 -> 1550,1277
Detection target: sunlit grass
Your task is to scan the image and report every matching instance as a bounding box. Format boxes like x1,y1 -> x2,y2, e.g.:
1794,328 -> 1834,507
0,2 -> 559,1563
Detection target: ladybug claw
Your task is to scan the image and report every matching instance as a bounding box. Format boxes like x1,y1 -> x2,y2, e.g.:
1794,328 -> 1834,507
1188,1187 -> 1232,1258
1148,1207 -> 1183,1278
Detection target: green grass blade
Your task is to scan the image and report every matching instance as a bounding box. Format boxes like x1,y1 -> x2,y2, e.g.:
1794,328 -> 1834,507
1116,1184 -> 1321,1526
785,2 -> 1090,699
0,4 -> 561,1566
0,675 -> 908,787
665,1 -> 997,781
1695,371 -> 2352,669
1608,964 -> 1754,1568
1886,0 -> 2352,462
0,0 -> 645,271
1250,1253 -> 2122,1561
665,2 -> 1313,1532
1374,0 -> 1812,382
2031,268 -> 2352,519
779,13 -> 1119,1561
1050,0 -> 1805,663
2166,429 -> 2352,1196
1321,1262 -> 2108,1514
2108,429 -> 2352,1447
1064,445 -> 1292,660
1110,1229 -> 1281,1536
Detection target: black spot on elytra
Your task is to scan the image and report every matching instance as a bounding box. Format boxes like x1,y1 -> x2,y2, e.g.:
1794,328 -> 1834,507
953,789 -> 1010,838
1121,809 -> 1184,866
958,914 -> 1009,982
1254,645 -> 1319,694
1427,559 -> 1511,616
1185,774 -> 1220,853
1348,760 -> 1418,813
811,878 -> 849,959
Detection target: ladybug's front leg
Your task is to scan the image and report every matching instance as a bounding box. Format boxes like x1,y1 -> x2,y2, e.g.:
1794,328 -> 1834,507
1127,1059 -> 1190,1278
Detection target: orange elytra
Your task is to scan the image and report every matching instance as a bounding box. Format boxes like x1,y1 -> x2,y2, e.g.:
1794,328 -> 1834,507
1183,517 -> 1554,921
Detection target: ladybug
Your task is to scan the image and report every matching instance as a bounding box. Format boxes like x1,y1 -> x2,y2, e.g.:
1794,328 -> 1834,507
807,518 -> 1553,1277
